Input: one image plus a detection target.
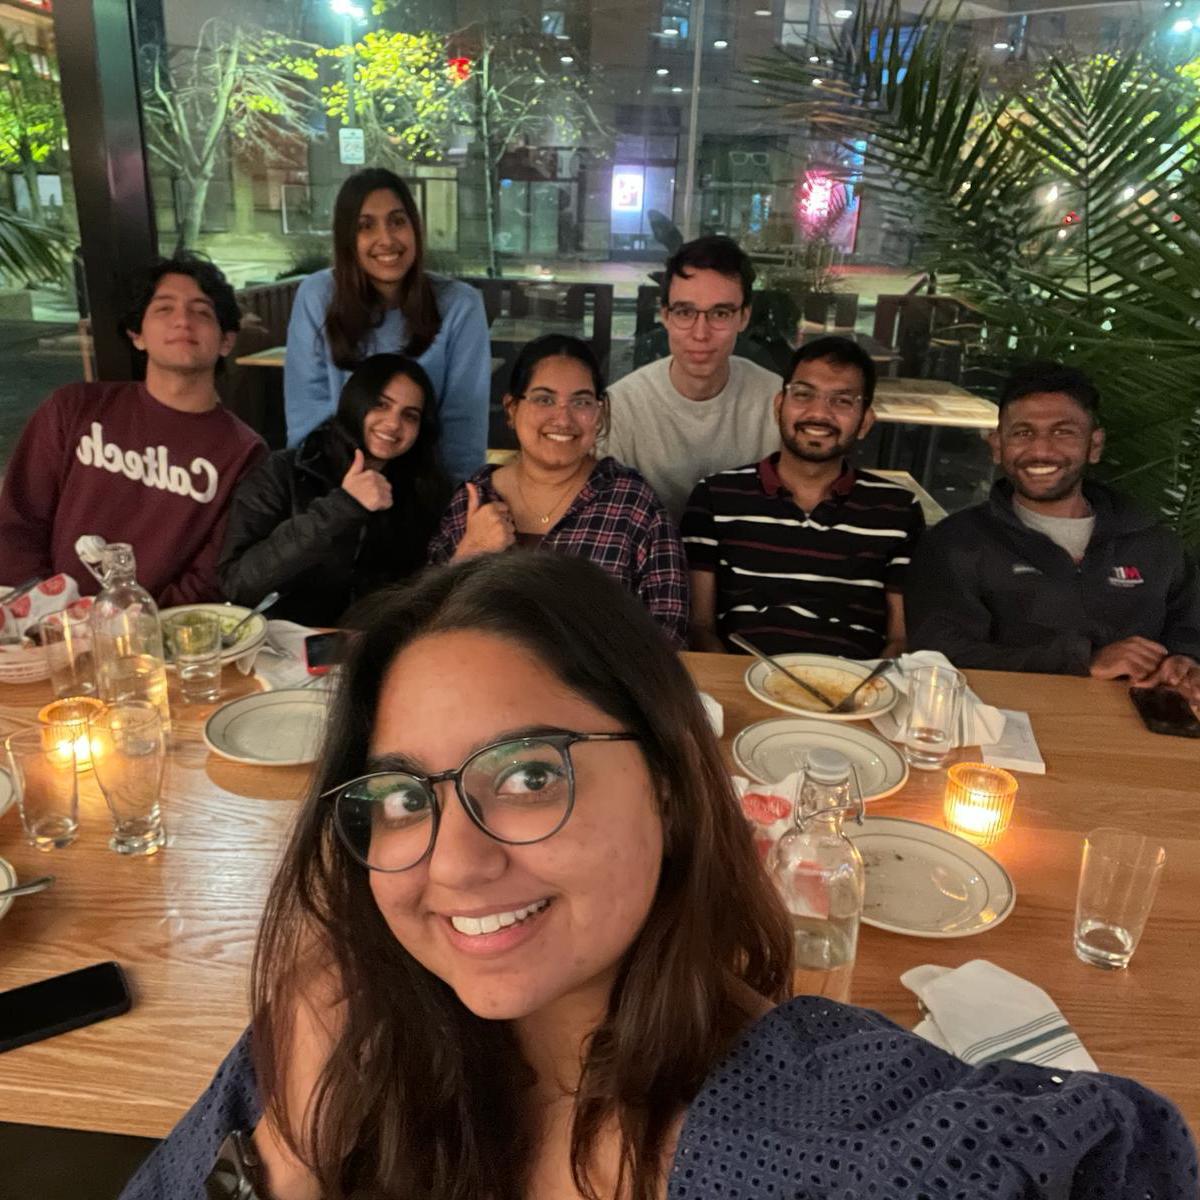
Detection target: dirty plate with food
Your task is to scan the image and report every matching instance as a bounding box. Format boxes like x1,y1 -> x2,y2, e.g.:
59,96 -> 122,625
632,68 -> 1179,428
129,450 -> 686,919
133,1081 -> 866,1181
846,816 -> 1016,938
744,653 -> 898,721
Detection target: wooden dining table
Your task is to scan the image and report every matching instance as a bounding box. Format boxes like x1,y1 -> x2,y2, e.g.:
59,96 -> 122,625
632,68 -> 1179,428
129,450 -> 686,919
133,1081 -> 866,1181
0,655 -> 1197,1142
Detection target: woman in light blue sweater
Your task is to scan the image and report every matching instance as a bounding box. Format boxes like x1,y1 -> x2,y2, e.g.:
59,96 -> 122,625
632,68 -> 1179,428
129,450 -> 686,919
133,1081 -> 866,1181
284,168 -> 490,482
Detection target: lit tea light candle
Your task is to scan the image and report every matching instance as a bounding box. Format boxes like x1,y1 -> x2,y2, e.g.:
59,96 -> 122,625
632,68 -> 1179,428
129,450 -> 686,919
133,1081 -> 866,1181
38,697 -> 105,772
944,762 -> 1018,845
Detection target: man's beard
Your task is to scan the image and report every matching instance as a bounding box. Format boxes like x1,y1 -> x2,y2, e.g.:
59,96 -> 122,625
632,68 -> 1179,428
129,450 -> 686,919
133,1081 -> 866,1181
780,420 -> 860,464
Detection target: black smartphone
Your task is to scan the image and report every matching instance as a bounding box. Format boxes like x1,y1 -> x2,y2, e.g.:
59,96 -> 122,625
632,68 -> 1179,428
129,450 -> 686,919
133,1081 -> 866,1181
304,631 -> 345,676
0,961 -> 132,1054
1129,686 -> 1200,739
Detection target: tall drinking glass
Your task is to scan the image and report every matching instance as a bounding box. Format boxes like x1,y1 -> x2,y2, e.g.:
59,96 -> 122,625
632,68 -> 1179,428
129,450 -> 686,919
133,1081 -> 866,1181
1074,828 -> 1165,969
165,612 -> 222,704
40,607 -> 96,699
902,664 -> 965,770
88,701 -> 167,855
5,727 -> 79,849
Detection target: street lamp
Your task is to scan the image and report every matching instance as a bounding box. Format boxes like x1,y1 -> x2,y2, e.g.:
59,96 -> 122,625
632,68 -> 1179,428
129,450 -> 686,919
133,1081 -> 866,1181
330,0 -> 367,126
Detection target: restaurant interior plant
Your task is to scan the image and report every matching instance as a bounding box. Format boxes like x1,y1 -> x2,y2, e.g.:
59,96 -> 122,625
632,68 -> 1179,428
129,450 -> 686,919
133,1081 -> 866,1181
756,1 -> 1200,546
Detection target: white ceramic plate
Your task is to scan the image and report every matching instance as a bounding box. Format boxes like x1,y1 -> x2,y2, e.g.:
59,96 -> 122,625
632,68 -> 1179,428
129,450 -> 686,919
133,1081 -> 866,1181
847,816 -> 1017,938
204,689 -> 329,766
0,766 -> 14,820
0,856 -> 15,922
732,717 -> 908,801
744,654 -> 898,721
160,603 -> 268,665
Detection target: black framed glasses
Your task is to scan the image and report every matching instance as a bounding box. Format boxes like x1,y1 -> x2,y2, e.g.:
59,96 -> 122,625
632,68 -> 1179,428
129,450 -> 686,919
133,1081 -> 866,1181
325,730 -> 639,872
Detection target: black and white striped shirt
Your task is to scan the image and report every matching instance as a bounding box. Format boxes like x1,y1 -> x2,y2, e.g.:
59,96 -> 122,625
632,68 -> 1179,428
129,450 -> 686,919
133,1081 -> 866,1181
682,455 -> 925,657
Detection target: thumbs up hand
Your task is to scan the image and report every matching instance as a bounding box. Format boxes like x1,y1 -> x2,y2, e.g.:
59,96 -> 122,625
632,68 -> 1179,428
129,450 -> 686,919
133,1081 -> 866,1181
453,481 -> 516,560
342,449 -> 393,512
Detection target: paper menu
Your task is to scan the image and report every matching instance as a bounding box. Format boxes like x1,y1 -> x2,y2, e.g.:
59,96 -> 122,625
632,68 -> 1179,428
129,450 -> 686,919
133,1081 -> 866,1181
981,709 -> 1046,775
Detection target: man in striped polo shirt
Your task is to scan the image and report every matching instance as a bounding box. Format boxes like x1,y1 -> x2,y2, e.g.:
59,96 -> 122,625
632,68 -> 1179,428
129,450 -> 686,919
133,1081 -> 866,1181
681,336 -> 924,657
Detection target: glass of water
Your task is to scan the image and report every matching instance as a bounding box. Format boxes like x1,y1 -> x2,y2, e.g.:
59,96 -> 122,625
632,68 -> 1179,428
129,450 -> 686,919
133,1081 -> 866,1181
88,701 -> 167,855
901,664 -> 965,771
5,728 -> 79,850
1074,827 -> 1165,969
166,611 -> 223,704
39,606 -> 97,699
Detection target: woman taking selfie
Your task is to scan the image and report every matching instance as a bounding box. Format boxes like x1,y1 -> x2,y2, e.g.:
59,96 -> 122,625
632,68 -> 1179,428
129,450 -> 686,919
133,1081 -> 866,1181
428,333 -> 688,645
284,168 -> 489,482
123,555 -> 1194,1200
220,354 -> 450,626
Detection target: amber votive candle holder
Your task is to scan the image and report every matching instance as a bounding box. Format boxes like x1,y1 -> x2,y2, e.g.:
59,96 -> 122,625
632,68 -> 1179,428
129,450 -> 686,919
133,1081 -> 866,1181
37,696 -> 105,772
944,762 -> 1018,845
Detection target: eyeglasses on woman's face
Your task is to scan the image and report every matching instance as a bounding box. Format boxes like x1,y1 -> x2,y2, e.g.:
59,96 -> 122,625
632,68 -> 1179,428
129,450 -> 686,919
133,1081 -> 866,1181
325,730 -> 640,872
518,388 -> 604,419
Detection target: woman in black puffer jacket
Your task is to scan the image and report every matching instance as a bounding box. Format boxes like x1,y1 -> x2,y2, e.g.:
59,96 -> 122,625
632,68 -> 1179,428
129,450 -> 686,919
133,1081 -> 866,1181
219,353 -> 451,626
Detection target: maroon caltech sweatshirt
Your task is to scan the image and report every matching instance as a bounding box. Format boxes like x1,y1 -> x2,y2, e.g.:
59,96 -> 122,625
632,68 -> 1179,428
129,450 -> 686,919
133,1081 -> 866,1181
0,381 -> 266,606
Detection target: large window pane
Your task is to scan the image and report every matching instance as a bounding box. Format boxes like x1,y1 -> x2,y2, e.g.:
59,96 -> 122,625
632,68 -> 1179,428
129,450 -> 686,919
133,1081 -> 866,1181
125,0 -> 1200,537
0,2 -> 86,475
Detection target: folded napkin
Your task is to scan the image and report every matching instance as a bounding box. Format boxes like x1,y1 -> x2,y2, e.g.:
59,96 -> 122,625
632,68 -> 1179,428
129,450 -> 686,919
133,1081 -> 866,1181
902,959 -> 1097,1071
870,650 -> 1007,748
241,619 -> 330,691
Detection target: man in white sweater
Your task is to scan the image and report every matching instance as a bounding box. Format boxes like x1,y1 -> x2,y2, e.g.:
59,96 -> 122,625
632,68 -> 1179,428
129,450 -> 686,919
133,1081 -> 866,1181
601,236 -> 781,522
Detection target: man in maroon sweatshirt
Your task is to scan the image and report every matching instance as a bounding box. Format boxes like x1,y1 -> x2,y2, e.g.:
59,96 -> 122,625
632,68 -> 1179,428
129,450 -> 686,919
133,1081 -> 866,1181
0,255 -> 266,606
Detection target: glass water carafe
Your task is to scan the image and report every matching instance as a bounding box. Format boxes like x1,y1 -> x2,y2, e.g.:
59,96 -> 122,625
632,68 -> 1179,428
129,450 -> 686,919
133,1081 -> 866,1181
90,543 -> 171,732
768,747 -> 865,1003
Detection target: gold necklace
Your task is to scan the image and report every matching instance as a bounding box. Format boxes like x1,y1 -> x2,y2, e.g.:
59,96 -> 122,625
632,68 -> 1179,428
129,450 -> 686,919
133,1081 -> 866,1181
513,459 -> 589,526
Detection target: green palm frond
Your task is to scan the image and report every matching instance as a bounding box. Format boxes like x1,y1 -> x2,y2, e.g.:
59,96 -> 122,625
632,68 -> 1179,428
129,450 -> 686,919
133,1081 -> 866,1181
757,13 -> 1200,545
0,206 -> 68,285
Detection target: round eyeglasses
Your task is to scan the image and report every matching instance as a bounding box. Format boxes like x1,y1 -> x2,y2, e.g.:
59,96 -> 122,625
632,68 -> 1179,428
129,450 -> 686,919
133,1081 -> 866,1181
325,730 -> 639,872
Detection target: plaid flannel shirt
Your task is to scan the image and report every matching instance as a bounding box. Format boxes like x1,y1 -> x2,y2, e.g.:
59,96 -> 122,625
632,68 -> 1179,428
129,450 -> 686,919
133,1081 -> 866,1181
429,456 -> 688,646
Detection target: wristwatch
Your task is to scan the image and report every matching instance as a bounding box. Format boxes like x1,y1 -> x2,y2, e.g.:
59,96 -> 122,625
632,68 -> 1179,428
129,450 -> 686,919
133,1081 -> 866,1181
205,1129 -> 267,1200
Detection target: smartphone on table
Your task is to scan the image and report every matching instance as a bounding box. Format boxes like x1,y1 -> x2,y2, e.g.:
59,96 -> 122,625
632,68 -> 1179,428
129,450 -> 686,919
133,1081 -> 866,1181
304,631 -> 346,676
0,961 -> 132,1053
1129,686 -> 1200,739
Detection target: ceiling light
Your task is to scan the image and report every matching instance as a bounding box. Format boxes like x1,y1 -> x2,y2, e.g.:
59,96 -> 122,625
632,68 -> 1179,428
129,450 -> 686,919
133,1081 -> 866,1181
656,67 -> 670,75
713,39 -> 729,47
834,8 -> 853,18
993,40 -> 1010,49
808,54 -> 820,62
663,27 -> 679,36
1056,228 -> 1068,239
755,7 -> 772,14
671,85 -> 684,92
1171,17 -> 1194,31
560,54 -> 574,63
1123,186 -> 1136,200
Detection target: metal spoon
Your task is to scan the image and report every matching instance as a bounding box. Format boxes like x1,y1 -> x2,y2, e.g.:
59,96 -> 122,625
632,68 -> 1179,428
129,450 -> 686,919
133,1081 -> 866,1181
0,875 -> 54,899
828,659 -> 895,715
221,591 -> 280,648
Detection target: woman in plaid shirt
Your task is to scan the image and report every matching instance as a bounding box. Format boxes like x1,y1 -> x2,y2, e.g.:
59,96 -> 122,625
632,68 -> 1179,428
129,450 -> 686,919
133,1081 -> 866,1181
429,335 -> 688,645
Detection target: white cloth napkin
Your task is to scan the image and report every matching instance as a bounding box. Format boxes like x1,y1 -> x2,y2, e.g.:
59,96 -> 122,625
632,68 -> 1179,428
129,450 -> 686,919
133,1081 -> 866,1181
698,691 -> 723,737
902,959 -> 1097,1071
240,619 -> 329,691
870,650 -> 1008,748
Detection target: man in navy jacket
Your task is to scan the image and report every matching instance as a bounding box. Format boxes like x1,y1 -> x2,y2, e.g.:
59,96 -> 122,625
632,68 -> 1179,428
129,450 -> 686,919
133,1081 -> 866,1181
907,363 -> 1200,703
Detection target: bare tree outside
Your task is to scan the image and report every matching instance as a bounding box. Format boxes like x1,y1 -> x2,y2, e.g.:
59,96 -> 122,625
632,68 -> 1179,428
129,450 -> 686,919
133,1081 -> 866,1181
139,20 -> 319,251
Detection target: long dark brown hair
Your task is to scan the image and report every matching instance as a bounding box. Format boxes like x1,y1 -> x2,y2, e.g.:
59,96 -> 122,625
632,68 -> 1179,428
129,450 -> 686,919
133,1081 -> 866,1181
325,168 -> 441,369
251,554 -> 792,1200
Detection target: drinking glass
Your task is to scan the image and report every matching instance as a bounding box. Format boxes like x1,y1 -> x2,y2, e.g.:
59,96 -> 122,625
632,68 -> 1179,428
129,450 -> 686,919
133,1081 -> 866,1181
88,701 -> 167,855
1074,827 -> 1165,969
165,612 -> 222,704
901,664 -> 965,770
39,607 -> 96,698
5,727 -> 79,849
